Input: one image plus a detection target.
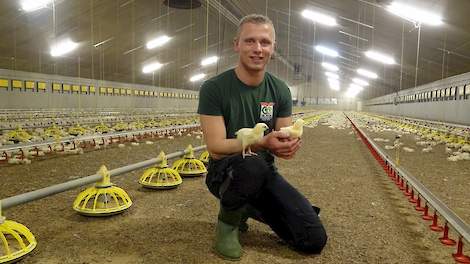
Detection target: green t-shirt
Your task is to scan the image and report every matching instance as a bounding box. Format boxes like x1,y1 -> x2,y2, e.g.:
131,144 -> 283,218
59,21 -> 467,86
197,69 -> 292,161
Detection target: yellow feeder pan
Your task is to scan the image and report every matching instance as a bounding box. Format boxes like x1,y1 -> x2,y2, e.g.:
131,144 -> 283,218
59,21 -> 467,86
172,145 -> 207,177
199,150 -> 209,164
94,123 -> 110,134
139,151 -> 182,189
68,124 -> 86,136
73,165 -> 132,216
113,122 -> 128,132
6,128 -> 32,143
0,204 -> 37,264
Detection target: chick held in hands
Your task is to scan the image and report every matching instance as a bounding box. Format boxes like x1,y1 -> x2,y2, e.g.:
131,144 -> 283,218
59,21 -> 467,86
236,123 -> 269,158
280,118 -> 305,139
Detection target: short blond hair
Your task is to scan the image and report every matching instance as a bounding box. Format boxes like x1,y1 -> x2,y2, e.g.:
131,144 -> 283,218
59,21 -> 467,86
235,14 -> 275,41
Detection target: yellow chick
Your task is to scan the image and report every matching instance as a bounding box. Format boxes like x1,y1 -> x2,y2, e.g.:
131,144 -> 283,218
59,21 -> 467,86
236,123 -> 269,158
280,118 -> 305,138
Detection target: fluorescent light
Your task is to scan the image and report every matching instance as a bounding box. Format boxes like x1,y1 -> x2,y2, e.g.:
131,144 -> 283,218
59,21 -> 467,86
21,0 -> 52,12
321,62 -> 339,72
328,78 -> 339,84
328,78 -> 340,91
315,45 -> 339,57
93,37 -> 114,48
301,10 -> 337,26
352,78 -> 369,86
50,39 -> 79,57
330,87 -> 340,91
142,61 -> 163,73
325,72 -> 339,79
357,68 -> 378,79
365,50 -> 396,65
349,83 -> 364,91
190,73 -> 206,82
330,86 -> 340,91
146,35 -> 171,49
329,83 -> 340,91
387,2 -> 443,26
346,84 -> 363,97
201,56 -> 219,66
345,88 -> 359,98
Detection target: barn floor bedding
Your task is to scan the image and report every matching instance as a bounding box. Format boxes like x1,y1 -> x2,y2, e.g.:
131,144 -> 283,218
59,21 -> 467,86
0,123 -> 463,264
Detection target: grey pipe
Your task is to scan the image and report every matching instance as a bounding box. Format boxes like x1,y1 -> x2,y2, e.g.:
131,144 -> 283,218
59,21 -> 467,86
1,145 -> 206,210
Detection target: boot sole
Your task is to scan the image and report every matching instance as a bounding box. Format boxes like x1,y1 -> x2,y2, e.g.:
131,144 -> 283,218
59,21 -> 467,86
213,247 -> 242,261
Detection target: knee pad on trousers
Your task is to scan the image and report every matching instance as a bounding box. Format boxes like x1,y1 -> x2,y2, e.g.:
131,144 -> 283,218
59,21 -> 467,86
292,226 -> 328,254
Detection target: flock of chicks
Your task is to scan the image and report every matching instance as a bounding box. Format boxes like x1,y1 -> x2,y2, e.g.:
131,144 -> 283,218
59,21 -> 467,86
2,126 -> 199,165
1,109 -> 329,164
355,113 -> 470,162
0,110 -> 194,130
0,112 -> 200,165
0,116 -> 199,145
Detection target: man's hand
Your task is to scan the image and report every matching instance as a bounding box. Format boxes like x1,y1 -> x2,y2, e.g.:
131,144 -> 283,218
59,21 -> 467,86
260,131 -> 302,159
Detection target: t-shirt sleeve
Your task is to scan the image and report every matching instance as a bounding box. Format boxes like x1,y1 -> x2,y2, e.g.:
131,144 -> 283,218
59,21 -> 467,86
197,81 -> 222,115
277,83 -> 292,117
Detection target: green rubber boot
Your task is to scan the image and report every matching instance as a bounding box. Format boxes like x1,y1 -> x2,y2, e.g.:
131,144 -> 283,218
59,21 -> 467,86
214,206 -> 245,261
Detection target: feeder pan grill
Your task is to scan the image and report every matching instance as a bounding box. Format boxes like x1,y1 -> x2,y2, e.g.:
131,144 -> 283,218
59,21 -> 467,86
73,165 -> 132,216
0,218 -> 37,264
139,151 -> 182,189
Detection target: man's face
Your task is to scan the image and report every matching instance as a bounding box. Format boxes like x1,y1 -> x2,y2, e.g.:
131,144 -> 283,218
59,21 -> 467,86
234,22 -> 275,73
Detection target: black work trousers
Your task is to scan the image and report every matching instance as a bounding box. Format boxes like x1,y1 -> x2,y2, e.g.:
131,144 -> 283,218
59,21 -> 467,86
206,154 -> 328,254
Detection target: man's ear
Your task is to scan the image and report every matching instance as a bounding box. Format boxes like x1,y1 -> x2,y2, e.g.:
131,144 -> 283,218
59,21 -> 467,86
271,44 -> 277,60
271,41 -> 276,60
233,38 -> 239,52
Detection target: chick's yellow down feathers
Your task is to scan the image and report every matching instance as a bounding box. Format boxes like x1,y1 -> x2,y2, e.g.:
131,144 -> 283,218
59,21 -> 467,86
280,118 -> 305,138
235,123 -> 269,158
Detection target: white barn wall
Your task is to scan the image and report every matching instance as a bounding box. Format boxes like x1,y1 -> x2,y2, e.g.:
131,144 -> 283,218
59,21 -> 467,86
363,72 -> 470,125
0,69 -> 198,111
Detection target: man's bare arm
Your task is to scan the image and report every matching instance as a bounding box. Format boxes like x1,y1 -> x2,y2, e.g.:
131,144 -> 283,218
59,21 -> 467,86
200,114 -> 242,160
275,116 -> 292,131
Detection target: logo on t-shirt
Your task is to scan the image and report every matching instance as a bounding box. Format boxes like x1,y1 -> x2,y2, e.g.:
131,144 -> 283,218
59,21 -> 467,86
260,102 -> 274,121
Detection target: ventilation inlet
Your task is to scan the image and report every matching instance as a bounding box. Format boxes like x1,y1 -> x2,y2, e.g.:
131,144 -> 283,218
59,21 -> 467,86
163,0 -> 201,9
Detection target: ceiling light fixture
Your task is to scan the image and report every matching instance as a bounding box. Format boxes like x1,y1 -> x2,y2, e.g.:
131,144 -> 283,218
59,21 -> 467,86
387,2 -> 443,26
345,89 -> 359,98
327,78 -> 340,91
346,84 -> 363,98
352,78 -> 369,86
365,50 -> 396,65
50,38 -> 79,57
142,61 -> 163,73
328,78 -> 339,84
201,56 -> 219,66
21,0 -> 52,12
321,62 -> 339,72
315,45 -> 339,57
146,35 -> 171,49
301,10 -> 337,27
357,68 -> 378,79
190,73 -> 206,82
349,83 -> 364,91
325,72 -> 339,79
329,83 -> 340,91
